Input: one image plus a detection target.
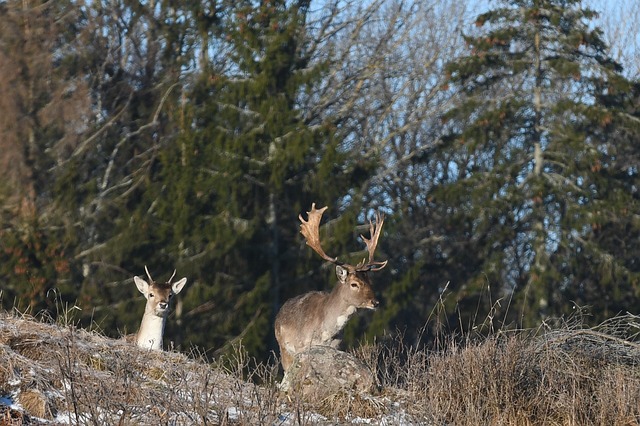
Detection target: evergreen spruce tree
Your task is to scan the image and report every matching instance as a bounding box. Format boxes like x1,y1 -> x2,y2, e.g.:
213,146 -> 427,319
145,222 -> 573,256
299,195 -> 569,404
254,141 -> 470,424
436,0 -> 640,327
51,1 -> 196,335
0,0 -> 87,314
146,0 -> 370,359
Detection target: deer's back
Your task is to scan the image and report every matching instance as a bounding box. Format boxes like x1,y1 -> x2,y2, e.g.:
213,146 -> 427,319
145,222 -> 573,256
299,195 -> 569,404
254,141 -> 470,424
276,291 -> 329,325
275,291 -> 333,347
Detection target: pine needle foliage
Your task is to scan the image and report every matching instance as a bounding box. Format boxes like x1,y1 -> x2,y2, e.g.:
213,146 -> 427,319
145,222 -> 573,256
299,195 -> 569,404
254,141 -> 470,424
436,0 -> 640,328
143,0 -> 369,361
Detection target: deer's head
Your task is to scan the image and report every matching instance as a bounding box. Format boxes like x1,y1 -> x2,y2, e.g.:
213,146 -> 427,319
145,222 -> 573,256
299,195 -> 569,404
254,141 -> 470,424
134,266 -> 187,317
299,203 -> 387,309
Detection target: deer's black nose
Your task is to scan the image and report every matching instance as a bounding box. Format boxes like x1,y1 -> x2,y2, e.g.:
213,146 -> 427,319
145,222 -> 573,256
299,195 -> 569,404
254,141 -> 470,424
158,302 -> 168,310
372,299 -> 379,308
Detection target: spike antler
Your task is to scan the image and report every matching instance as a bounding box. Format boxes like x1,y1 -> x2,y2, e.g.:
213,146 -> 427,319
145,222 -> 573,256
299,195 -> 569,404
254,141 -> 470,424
356,211 -> 388,272
144,265 -> 154,282
145,265 -> 177,283
299,203 -> 342,265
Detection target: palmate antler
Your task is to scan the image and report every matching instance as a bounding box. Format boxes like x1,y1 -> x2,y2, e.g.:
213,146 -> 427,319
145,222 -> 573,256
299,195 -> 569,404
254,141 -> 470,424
299,203 -> 387,272
299,203 -> 341,265
357,211 -> 388,271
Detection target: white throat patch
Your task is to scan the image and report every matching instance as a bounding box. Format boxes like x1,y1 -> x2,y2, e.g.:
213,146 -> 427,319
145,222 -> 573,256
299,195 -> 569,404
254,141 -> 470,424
336,305 -> 357,328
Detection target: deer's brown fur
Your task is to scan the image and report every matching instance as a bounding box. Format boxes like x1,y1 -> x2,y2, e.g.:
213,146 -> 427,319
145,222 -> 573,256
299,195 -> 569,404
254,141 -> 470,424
130,267 -> 187,350
275,204 -> 387,371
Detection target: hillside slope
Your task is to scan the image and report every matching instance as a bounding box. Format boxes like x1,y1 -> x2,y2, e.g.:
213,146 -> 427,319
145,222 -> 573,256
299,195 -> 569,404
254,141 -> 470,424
0,311 -> 409,425
1,310 -> 640,425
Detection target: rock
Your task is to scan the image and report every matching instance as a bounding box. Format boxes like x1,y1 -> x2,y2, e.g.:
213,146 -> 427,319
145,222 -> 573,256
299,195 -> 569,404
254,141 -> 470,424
279,345 -> 377,401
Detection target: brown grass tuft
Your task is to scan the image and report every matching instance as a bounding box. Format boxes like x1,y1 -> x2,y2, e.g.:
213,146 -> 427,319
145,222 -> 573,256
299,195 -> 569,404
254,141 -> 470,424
316,391 -> 387,419
0,404 -> 29,426
359,314 -> 640,426
16,390 -> 50,420
1,309 -> 640,424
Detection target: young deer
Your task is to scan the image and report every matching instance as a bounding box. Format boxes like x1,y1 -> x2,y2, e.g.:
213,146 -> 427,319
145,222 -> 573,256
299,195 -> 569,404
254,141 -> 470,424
131,266 -> 187,350
275,203 -> 387,371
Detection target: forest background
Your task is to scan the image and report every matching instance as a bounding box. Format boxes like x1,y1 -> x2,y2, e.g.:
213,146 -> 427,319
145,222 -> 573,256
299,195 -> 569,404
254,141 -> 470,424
1,0 -> 639,365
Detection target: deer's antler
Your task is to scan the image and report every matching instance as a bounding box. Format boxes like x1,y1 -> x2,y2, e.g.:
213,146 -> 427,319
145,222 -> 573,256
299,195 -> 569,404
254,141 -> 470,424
167,269 -> 177,283
144,265 -> 154,282
357,211 -> 388,271
299,203 -> 341,265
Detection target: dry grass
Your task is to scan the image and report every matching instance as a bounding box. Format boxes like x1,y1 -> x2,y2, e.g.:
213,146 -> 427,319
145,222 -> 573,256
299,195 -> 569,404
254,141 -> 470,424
359,314 -> 640,426
0,310 -> 285,425
1,309 -> 640,425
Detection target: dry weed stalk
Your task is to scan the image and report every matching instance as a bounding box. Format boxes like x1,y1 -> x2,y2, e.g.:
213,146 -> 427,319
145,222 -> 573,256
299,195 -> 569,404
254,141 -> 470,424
2,307 -> 640,425
361,312 -> 640,426
0,312 -> 285,425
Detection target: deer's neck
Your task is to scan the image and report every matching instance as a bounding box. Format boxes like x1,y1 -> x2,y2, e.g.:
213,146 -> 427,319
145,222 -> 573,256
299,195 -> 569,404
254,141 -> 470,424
319,289 -> 357,342
136,311 -> 166,350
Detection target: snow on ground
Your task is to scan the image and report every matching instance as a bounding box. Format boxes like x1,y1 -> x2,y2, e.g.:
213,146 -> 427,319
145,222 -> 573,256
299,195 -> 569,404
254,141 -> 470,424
0,311 -> 419,425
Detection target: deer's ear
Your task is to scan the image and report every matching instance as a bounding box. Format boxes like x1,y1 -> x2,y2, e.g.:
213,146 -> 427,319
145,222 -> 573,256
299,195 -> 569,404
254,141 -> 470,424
172,277 -> 187,295
336,265 -> 348,283
134,276 -> 149,295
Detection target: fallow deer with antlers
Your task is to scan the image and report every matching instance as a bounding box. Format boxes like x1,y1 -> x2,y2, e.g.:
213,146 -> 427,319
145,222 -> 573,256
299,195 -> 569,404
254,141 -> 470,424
129,266 -> 187,350
275,203 -> 387,371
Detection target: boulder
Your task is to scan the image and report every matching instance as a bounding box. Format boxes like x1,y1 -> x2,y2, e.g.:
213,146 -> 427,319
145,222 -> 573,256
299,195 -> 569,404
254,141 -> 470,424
279,345 -> 377,401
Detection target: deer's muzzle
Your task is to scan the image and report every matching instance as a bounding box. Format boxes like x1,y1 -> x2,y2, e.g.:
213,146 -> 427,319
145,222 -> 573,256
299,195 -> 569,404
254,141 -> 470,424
365,298 -> 379,309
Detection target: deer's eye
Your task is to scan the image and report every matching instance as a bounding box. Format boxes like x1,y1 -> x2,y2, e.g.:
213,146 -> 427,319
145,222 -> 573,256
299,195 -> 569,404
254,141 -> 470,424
350,282 -> 359,289
149,293 -> 154,298
168,293 -> 173,298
